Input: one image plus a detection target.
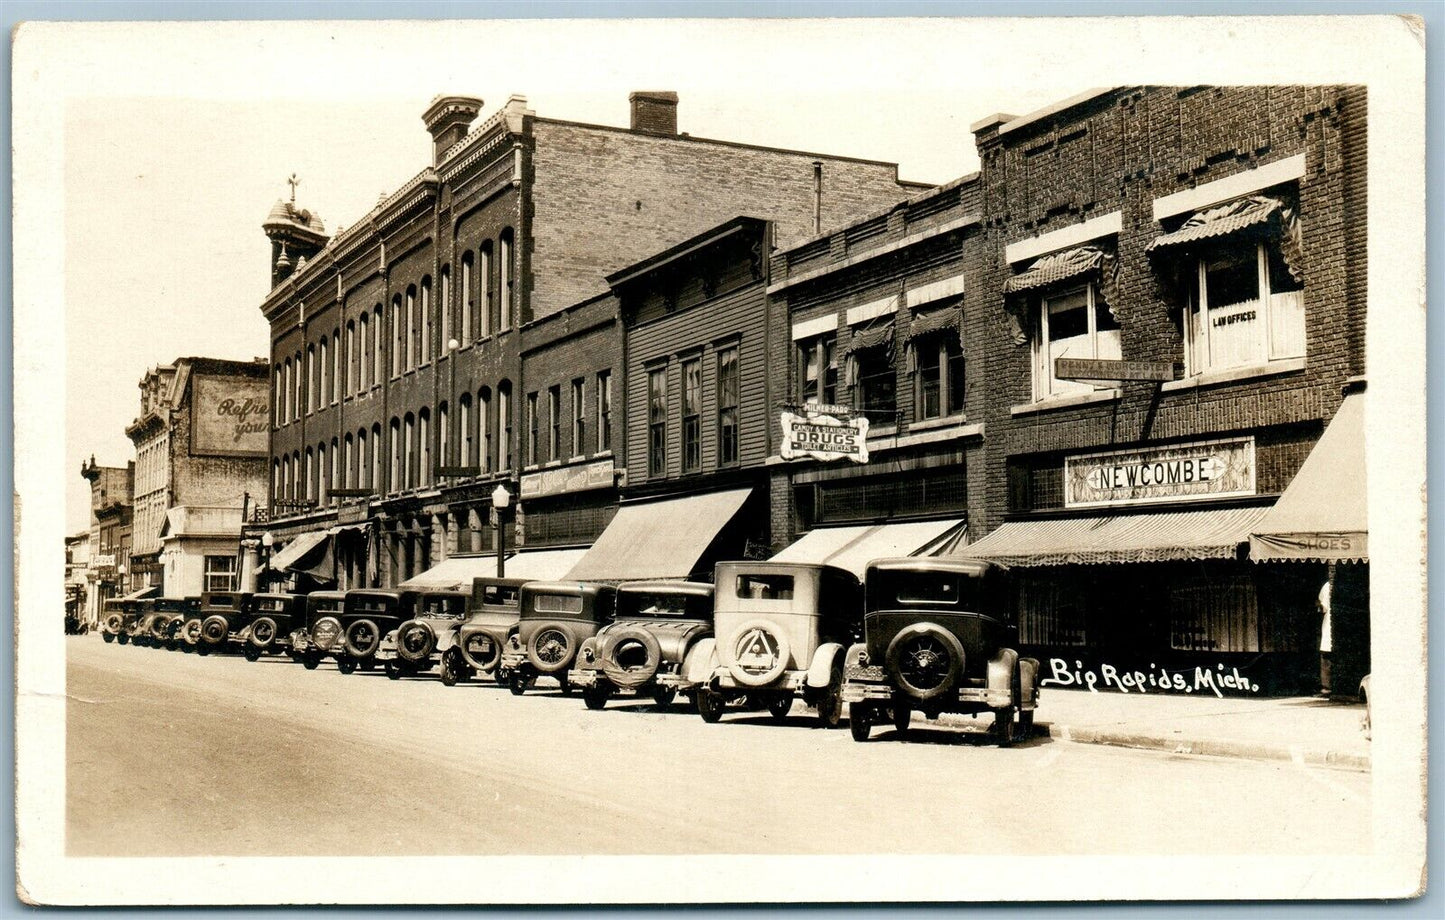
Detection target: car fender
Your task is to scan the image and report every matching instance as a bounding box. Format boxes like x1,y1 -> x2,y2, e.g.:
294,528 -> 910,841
1018,656 -> 1041,710
986,648 -> 1020,708
681,638 -> 718,685
805,643 -> 845,689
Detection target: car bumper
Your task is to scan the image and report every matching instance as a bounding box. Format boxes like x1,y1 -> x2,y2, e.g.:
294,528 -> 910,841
499,651 -> 526,671
843,680 -> 1010,707
713,670 -> 807,692
569,666 -> 601,688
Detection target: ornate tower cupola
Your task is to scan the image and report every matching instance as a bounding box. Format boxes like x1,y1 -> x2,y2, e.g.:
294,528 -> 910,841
422,95 -> 484,165
262,173 -> 329,288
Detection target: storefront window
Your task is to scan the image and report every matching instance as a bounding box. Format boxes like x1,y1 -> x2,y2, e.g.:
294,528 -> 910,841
1018,572 -> 1089,646
1169,575 -> 1261,653
797,333 -> 837,406
648,367 -> 667,477
681,357 -> 701,473
1032,283 -> 1120,400
1185,241 -> 1304,375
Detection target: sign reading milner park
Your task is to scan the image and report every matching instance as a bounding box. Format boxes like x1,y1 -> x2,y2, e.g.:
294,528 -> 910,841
191,374 -> 269,457
1054,357 -> 1180,382
1065,437 -> 1256,508
780,406 -> 870,464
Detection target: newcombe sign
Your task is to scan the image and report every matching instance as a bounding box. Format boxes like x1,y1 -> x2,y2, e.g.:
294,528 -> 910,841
1064,437 -> 1255,508
780,408 -> 870,464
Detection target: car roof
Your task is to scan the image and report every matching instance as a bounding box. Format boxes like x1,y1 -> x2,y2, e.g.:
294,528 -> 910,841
715,560 -> 859,582
866,556 -> 997,577
617,580 -> 714,597
521,580 -> 611,596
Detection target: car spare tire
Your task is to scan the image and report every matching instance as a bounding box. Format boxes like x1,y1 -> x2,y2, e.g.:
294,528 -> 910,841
200,615 -> 230,646
722,619 -> 791,688
527,626 -> 575,673
600,627 -> 662,689
311,616 -> 342,651
885,623 -> 964,702
459,630 -> 501,672
249,616 -> 279,649
396,620 -> 436,662
345,619 -> 383,658
104,613 -> 124,634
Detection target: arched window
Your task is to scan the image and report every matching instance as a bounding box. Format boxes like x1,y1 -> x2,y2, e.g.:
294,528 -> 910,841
458,393 -> 473,467
358,313 -> 369,392
281,456 -> 290,502
389,418 -> 401,492
330,437 -> 339,503
439,266 -> 452,352
305,345 -> 315,414
418,408 -> 431,487
317,443 -> 328,505
478,243 -> 493,338
372,305 -> 383,387
460,253 -> 474,342
403,413 -> 416,489
479,387 -> 492,473
344,433 -> 355,489
355,429 -> 367,489
406,286 -> 418,370
332,330 -> 341,404
371,423 -> 383,493
497,380 -> 512,470
420,276 -> 433,365
345,321 -> 356,396
391,295 -> 403,377
273,364 -> 283,427
272,459 -> 281,505
294,351 -> 303,419
305,447 -> 315,502
319,337 -> 328,409
498,231 -> 514,332
438,401 -> 449,466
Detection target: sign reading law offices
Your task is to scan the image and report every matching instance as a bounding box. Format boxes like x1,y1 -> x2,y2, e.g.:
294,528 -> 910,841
1065,437 -> 1255,508
192,374 -> 269,457
780,405 -> 870,464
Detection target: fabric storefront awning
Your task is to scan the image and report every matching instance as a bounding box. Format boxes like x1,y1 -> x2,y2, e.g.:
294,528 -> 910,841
400,548 -> 590,590
119,585 -> 161,602
1003,245 -> 1109,295
954,505 -> 1271,567
1147,195 -> 1288,251
770,518 -> 966,578
1251,390 -> 1366,562
565,488 -> 753,582
266,530 -> 330,573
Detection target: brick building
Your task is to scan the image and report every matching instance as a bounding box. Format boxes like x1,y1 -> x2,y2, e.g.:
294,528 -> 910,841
256,91 -> 925,588
126,357 -> 270,597
79,457 -> 135,627
957,86 -> 1369,694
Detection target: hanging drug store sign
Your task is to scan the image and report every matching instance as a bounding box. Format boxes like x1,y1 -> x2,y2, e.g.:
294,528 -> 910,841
1065,437 -> 1255,508
780,407 -> 870,464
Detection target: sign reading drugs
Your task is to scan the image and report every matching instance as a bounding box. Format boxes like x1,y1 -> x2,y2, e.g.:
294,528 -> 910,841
1065,437 -> 1255,508
191,374 -> 269,457
780,409 -> 870,464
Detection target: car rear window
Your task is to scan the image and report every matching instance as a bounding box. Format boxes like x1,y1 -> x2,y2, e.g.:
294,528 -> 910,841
257,598 -> 287,613
618,591 -> 709,618
874,571 -> 988,612
735,574 -> 794,601
420,595 -> 466,618
480,585 -> 520,607
351,597 -> 392,614
533,593 -> 583,615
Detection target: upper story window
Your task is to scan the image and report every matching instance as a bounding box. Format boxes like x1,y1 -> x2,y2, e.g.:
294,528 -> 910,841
406,286 -> 419,370
306,345 -> 316,414
1148,194 -> 1304,377
420,277 -> 433,365
716,345 -> 740,466
1032,284 -> 1120,401
479,243 -> 493,338
499,229 -> 515,332
912,329 -> 965,419
331,330 -> 340,405
843,322 -> 897,419
571,378 -> 585,457
596,370 -> 612,453
547,385 -> 561,462
526,392 -> 539,466
439,268 -> 451,353
460,253 -> 474,342
648,366 -> 667,477
681,357 -> 702,473
498,381 -> 513,472
796,333 -> 837,407
391,295 -> 404,378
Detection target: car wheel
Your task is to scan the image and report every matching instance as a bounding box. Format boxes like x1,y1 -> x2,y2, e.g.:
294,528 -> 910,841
195,642 -> 209,656
439,650 -> 463,687
994,707 -> 1018,747
815,665 -> 844,729
302,654 -> 321,670
1018,709 -> 1034,739
696,686 -> 725,723
102,633 -> 115,643
243,645 -> 262,662
250,617 -> 278,649
651,686 -> 677,709
893,704 -> 911,736
337,657 -> 358,675
768,694 -> 794,721
117,633 -> 130,645
385,660 -> 403,680
555,673 -> 573,696
849,703 -> 873,742
509,671 -> 530,696
583,685 -> 611,710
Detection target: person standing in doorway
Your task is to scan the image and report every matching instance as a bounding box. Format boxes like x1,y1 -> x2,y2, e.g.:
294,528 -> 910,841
1318,575 -> 1333,697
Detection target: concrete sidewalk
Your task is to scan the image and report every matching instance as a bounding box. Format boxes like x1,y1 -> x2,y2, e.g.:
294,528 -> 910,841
1036,688 -> 1371,771
938,688 -> 1371,771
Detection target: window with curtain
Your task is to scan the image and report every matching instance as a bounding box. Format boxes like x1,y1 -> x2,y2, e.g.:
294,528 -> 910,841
681,357 -> 701,473
459,394 -> 472,467
370,423 -> 382,491
1032,283 -> 1120,401
716,345 -> 739,466
796,333 -> 837,406
403,414 -> 416,489
1185,241 -> 1304,376
648,366 -> 667,477
318,338 -> 328,409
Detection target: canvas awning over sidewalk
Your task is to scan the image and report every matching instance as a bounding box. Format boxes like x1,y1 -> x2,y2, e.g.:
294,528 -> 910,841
1251,388 -> 1367,562
266,530 -> 330,574
565,488 -> 752,581
770,519 -> 966,578
954,505 -> 1270,566
400,548 -> 588,590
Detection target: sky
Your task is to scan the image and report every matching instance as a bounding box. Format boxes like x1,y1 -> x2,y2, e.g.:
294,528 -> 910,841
58,18 -> 1094,533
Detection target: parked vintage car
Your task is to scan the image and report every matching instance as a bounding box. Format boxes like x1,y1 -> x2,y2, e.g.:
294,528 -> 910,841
126,600 -> 163,646
290,590 -> 348,670
571,580 -> 714,710
100,597 -> 144,644
194,592 -> 256,655
695,562 -> 864,727
242,592 -> 307,661
500,581 -> 616,696
376,589 -> 470,682
177,605 -> 206,651
452,578 -> 527,684
149,597 -> 200,650
842,558 -> 1040,745
332,589 -> 418,674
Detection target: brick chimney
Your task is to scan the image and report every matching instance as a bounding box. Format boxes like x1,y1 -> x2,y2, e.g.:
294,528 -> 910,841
629,91 -> 679,135
423,95 -> 485,164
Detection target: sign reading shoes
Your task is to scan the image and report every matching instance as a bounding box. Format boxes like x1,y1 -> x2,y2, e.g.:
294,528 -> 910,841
780,406 -> 870,464
1065,437 -> 1255,508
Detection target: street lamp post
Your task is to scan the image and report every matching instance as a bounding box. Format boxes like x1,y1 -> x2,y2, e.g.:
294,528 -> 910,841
261,531 -> 275,590
491,483 -> 510,578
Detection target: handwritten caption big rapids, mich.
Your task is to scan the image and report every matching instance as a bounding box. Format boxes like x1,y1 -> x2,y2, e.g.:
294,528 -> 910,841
1040,659 -> 1261,697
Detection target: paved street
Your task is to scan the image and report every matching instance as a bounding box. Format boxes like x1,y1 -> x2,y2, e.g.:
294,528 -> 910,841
67,636 -> 1370,857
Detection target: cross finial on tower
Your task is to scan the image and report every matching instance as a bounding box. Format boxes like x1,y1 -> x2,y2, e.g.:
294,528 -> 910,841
287,173 -> 300,202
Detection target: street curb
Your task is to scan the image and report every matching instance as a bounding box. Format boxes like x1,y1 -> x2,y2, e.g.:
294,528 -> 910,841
1041,722 -> 1372,773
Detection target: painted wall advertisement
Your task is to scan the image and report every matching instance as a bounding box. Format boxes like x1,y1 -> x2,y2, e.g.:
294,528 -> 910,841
520,458 -> 616,499
1064,437 -> 1255,508
780,407 -> 870,464
192,374 -> 269,457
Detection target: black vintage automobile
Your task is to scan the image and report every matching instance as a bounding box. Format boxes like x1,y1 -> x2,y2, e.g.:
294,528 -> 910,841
101,597 -> 146,645
291,590 -> 347,670
334,589 -> 420,674
452,578 -> 527,685
127,600 -> 163,646
570,580 -> 715,711
376,589 -> 470,682
243,592 -> 307,661
149,597 -> 200,650
500,581 -> 616,696
195,592 -> 256,655
842,558 -> 1041,745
